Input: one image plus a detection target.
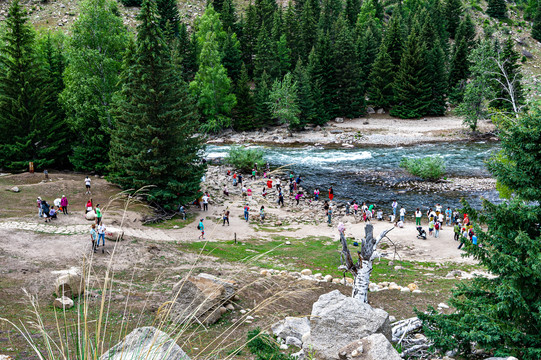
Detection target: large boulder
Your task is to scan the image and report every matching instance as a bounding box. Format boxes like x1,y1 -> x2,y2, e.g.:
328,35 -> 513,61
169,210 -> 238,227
53,296 -> 74,310
338,333 -> 401,360
85,210 -> 96,221
272,317 -> 311,342
197,273 -> 237,300
303,290 -> 391,360
167,274 -> 237,325
53,267 -> 84,298
100,327 -> 190,360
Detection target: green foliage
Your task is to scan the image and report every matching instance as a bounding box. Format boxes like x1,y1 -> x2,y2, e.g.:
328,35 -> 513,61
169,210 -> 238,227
269,72 -> 300,128
533,3 -> 541,41
491,38 -> 525,114
156,0 -> 180,37
61,0 -> 129,173
368,42 -> 394,108
254,71 -> 272,126
445,0 -> 462,38
109,0 -> 205,210
487,0 -> 507,18
232,63 -> 256,130
0,0 -> 66,171
120,0 -> 141,6
399,156 -> 446,180
225,146 -> 266,172
247,328 -> 293,360
448,14 -> 476,100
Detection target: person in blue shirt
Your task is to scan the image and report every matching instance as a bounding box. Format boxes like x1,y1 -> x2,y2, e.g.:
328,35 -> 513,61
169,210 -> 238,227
198,219 -> 205,239
445,207 -> 452,226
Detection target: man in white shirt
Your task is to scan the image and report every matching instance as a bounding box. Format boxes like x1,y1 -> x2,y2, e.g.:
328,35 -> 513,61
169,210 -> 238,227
415,208 -> 422,226
202,194 -> 209,211
400,207 -> 406,222
85,176 -> 92,195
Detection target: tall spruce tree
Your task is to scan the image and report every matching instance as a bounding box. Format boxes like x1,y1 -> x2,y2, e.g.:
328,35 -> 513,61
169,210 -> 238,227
445,0 -> 462,38
390,28 -> 432,118
239,5 -> 258,73
294,59 -> 317,125
254,23 -> 278,80
533,3 -> 541,42
448,14 -> 475,100
61,0 -> 128,173
357,19 -> 382,92
382,16 -> 403,105
487,0 -> 507,18
308,30 -> 337,121
0,0 -> 65,171
368,42 -> 394,108
157,0 -> 180,37
175,23 -> 198,81
345,0 -> 361,26
222,31 -> 243,83
232,63 -> 256,130
110,0 -> 205,210
300,0 -> 320,61
220,0 -> 238,33
254,71 -> 272,126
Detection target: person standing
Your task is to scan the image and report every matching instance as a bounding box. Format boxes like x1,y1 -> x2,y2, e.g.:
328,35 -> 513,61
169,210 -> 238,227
42,200 -> 50,223
198,219 -> 205,239
453,222 -> 460,241
328,186 -> 334,201
37,197 -> 43,217
277,191 -> 284,207
314,188 -> 320,201
95,204 -> 102,225
251,168 -> 256,180
238,173 -> 243,185
85,176 -> 92,195
295,191 -> 303,205
222,209 -> 230,226
345,202 -> 351,215
445,207 -> 452,226
428,218 -> 435,236
97,223 -> 106,253
327,206 -> 333,224
90,224 -> 98,253
86,199 -> 93,214
353,202 -> 359,215
434,220 -> 440,238
276,178 -> 281,190
399,206 -> 406,223
471,232 -> 478,246
415,208 -> 422,226
260,206 -> 265,223
233,173 -> 238,186
458,228 -> 468,249
44,169 -> 49,179
61,195 -> 68,215
244,204 -> 250,222
202,193 -> 209,211
438,212 -> 445,228
392,200 -> 398,218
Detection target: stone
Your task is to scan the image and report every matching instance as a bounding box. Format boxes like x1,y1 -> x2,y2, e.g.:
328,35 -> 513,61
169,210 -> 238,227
286,336 -> 303,348
301,269 -> 312,276
53,267 -> 84,298
292,350 -> 305,360
324,275 -> 333,282
272,317 -> 311,341
407,283 -> 418,292
335,117 -> 344,123
438,303 -> 449,309
196,273 -> 237,300
285,241 -> 291,245
260,269 -> 269,276
167,274 -> 235,325
85,210 -> 96,221
280,344 -> 289,350
8,186 -> 19,193
303,290 -> 391,360
376,108 -> 385,114
388,282 -> 401,291
100,327 -> 190,360
246,315 -> 254,320
337,333 -> 401,360
346,277 -> 354,284
332,278 -> 342,284
366,107 -> 375,114
53,296 -> 74,309
400,287 -> 411,292
522,49 -> 534,59
219,306 -> 227,314
226,303 -> 235,311
314,273 -> 323,280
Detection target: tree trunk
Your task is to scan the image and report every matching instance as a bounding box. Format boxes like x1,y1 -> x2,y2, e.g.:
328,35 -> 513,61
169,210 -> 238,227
339,224 -> 393,303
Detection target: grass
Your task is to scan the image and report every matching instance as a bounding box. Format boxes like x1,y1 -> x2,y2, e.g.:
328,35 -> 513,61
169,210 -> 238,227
144,213 -> 196,229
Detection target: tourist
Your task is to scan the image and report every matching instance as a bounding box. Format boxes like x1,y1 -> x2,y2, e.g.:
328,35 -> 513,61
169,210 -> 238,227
277,191 -> 284,207
415,208 -> 422,226
233,173 -> 238,186
238,173 -> 243,185
427,208 -> 436,221
392,200 -> 398,219
314,188 -> 320,201
353,202 -> 359,215
179,205 -> 186,220
86,199 -> 93,214
266,161 -> 270,172
244,204 -> 250,222
428,218 -> 435,236
327,206 -> 333,224
345,202 -> 351,215
295,191 -> 303,205
61,195 -> 68,215
90,224 -> 97,253
328,186 -> 334,201
223,209 -> 230,226
434,220 -> 440,238
247,187 -> 252,200
435,203 -> 442,215
471,232 -> 478,246
37,197 -> 43,217
223,184 -> 229,196
95,204 -> 102,225
377,209 -> 383,221
260,206 -> 265,223
198,219 -> 205,239
97,223 -> 106,253
453,221 -> 460,241
49,206 -> 58,220
289,181 -> 294,195
438,212 -> 445,228
445,207 -> 452,226
289,172 -> 294,182
262,186 -> 268,198
276,177 -> 281,190
458,228 -> 468,249
44,169 -> 49,180
323,200 -> 329,213
202,193 -> 209,211
241,185 -> 247,199
267,178 -> 273,189
85,176 -> 91,195
251,168 -> 256,180
399,206 -> 406,223
295,175 -> 302,187
42,200 -> 50,222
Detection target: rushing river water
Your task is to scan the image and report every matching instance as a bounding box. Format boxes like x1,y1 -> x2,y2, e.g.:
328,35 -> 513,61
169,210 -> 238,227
206,142 -> 500,211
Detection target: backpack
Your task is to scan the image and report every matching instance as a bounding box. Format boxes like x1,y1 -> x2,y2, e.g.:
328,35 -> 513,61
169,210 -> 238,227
197,224 -> 200,230
435,222 -> 440,230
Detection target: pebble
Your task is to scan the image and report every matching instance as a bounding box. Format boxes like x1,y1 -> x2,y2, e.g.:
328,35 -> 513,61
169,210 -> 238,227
438,303 -> 450,309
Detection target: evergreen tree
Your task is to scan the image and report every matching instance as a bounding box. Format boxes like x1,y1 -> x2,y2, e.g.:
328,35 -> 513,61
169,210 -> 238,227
357,19 -> 382,91
445,0 -> 462,38
284,2 -> 301,64
390,29 -> 432,118
254,71 -> 272,126
110,0 -> 205,210
492,38 -> 525,113
448,14 -> 475,100
276,34 -> 292,78
269,72 -> 301,128
0,0 -> 66,170
300,0 -> 320,61
240,5 -> 258,73
308,30 -> 337,121
306,48 -> 327,124
61,0 -> 128,173
175,23 -> 198,81
368,42 -> 394,108
382,15 -> 403,100
254,23 -> 278,80
319,0 -> 343,32
157,0 -> 180,37
293,59 -> 317,125
255,0 -> 277,29
345,0 -> 361,26
487,0 -> 507,18
220,0 -> 238,33
232,63 -> 256,130
533,3 -> 541,42
333,17 -> 364,117
222,31 -> 243,83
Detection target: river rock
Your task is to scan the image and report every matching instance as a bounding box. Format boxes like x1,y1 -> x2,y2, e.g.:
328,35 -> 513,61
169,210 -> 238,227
167,274 -> 235,325
376,108 -> 385,114
324,275 -> 333,282
7,186 -> 19,192
301,269 -> 312,276
335,118 -> 344,123
85,210 -> 96,221
366,107 -> 375,114
53,267 -> 84,298
100,327 -> 190,360
272,316 -> 311,341
287,336 -> 303,348
303,290 -> 391,360
53,296 -> 74,309
337,333 -> 401,360
522,49 -> 533,59
407,283 -> 418,292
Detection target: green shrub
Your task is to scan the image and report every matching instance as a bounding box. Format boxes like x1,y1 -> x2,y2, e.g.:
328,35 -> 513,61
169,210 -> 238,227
247,328 -> 293,360
120,0 -> 142,7
399,156 -> 446,180
225,146 -> 266,173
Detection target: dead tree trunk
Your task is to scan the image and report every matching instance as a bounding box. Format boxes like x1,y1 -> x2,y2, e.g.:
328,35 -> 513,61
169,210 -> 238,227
339,224 -> 393,303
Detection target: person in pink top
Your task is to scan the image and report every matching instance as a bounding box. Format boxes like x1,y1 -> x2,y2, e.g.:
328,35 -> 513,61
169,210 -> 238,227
60,195 -> 69,215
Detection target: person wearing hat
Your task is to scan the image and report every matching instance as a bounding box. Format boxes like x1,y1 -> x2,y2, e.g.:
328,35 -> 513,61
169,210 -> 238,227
61,195 -> 69,215
198,218 -> 205,239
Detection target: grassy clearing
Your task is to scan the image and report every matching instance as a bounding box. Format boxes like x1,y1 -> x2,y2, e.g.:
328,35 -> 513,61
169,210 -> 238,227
144,213 -> 197,229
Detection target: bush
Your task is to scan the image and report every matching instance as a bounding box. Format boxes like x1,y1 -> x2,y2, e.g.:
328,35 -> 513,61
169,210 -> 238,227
225,146 -> 266,173
247,328 -> 293,360
399,156 -> 446,180
120,0 -> 141,6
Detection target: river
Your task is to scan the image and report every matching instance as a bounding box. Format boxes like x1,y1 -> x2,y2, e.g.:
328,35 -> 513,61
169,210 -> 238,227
205,141 -> 500,211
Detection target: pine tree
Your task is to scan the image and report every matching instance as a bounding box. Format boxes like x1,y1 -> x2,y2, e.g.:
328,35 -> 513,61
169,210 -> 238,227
487,0 -> 507,18
383,15 -> 404,94
110,0 -> 205,210
157,0 -> 180,37
445,0 -> 461,38
533,3 -> 541,42
448,14 -> 475,99
284,2 -> 301,64
254,71 -> 272,126
222,31 -> 243,83
333,17 -> 364,117
220,0 -> 238,33
319,0 -> 343,32
390,29 -> 432,118
276,34 -> 292,78
176,23 -> 198,81
357,19 -> 382,91
368,42 -> 394,108
254,23 -> 278,80
345,0 -> 361,26
293,59 -> 317,125
0,0 -> 66,171
232,63 -> 256,130
491,37 -> 525,113
61,0 -> 128,173
239,5 -> 258,73
300,0 -> 320,61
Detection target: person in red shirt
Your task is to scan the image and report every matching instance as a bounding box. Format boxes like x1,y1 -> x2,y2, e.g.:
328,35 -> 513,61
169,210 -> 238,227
267,179 -> 272,188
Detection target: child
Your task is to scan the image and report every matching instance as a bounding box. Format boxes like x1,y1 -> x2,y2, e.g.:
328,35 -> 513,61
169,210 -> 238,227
90,224 -> 98,253
86,199 -> 93,214
198,219 -> 205,239
314,188 -> 320,201
244,205 -> 250,222
428,219 -> 435,236
49,206 -> 57,220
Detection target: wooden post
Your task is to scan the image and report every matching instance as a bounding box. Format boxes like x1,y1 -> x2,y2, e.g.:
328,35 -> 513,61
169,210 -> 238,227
234,233 -> 237,244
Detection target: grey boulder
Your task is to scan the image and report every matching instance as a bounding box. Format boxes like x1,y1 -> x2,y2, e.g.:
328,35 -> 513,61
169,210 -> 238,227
338,333 -> 401,360
272,316 -> 310,341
